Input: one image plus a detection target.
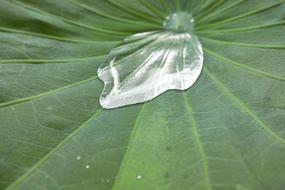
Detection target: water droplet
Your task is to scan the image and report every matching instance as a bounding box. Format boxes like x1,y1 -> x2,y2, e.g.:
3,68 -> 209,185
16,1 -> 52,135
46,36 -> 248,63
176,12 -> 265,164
98,11 -> 203,109
137,175 -> 142,180
98,30 -> 203,109
86,164 -> 90,169
106,179 -> 110,183
76,156 -> 81,160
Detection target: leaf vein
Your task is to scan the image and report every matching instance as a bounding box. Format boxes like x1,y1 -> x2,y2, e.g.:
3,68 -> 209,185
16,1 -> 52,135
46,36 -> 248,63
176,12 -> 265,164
6,108 -> 104,190
183,92 -> 213,190
205,68 -> 285,145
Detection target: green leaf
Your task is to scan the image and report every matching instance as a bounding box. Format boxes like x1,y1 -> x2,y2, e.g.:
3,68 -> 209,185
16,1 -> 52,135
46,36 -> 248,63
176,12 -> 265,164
0,0 -> 284,190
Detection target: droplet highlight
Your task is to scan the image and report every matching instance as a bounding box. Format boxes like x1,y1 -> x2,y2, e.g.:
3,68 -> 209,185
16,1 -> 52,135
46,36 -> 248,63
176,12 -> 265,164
137,175 -> 142,180
163,12 -> 194,32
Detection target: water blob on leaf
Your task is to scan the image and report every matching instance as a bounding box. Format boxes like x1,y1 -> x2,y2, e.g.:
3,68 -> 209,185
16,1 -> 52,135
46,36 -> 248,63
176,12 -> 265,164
98,13 -> 203,109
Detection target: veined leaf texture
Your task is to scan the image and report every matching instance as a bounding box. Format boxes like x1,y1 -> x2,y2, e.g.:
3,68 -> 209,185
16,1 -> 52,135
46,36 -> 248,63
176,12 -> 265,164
0,0 -> 285,190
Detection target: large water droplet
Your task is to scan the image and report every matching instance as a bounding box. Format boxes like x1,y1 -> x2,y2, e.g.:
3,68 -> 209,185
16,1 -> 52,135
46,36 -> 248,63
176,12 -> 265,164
98,13 -> 203,109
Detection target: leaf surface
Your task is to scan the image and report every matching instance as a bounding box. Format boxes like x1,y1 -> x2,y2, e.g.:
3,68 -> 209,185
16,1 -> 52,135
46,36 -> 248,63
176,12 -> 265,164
0,0 -> 285,190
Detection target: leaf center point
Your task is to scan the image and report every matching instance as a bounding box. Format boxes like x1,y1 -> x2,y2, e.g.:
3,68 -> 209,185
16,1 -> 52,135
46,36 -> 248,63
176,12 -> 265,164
163,12 -> 194,33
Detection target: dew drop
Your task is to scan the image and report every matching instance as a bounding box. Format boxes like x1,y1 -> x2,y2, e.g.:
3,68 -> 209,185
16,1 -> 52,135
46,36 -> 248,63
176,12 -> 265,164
137,175 -> 142,180
106,179 -> 110,183
86,164 -> 90,169
76,156 -> 81,160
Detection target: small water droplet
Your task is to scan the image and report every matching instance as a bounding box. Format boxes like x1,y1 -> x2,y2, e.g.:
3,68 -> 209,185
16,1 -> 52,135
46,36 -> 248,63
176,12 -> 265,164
45,175 -> 49,179
137,175 -> 142,180
86,164 -> 90,169
76,156 -> 81,160
106,179 -> 110,183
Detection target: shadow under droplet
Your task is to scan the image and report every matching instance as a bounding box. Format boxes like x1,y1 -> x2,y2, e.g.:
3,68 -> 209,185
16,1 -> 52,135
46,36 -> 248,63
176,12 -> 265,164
164,172 -> 170,179
165,146 -> 172,152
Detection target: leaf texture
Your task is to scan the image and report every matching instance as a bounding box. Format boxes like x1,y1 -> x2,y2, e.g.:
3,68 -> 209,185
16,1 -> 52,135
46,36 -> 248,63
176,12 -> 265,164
0,0 -> 285,190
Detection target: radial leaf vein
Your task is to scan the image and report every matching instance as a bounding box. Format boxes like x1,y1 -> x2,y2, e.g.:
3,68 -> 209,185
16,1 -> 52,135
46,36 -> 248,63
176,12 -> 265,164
183,92 -> 212,190
197,21 -> 285,34
0,27 -> 104,44
195,0 -> 226,21
195,0 -> 246,25
112,104 -> 147,190
0,76 -> 98,109
201,37 -> 285,49
205,68 -> 285,145
6,108 -> 104,190
204,48 -> 285,81
139,0 -> 165,19
69,0 -> 160,28
0,55 -> 109,64
107,0 -> 162,24
198,0 -> 285,30
9,0 -> 129,36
